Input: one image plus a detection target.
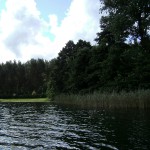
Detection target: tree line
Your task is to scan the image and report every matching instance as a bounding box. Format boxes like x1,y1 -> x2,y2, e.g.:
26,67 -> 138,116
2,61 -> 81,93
0,0 -> 150,98
0,59 -> 50,98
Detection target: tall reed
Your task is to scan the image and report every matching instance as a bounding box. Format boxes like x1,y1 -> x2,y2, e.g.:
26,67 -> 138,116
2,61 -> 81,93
53,89 -> 150,109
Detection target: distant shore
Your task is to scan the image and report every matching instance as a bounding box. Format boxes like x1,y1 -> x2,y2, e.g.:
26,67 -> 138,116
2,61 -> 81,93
53,89 -> 150,109
1,89 -> 150,109
0,98 -> 49,102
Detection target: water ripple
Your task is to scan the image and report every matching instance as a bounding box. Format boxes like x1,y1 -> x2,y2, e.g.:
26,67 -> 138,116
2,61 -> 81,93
0,103 -> 150,149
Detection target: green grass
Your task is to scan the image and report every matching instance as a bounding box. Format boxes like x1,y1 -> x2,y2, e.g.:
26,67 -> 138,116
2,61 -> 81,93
0,98 -> 49,102
53,89 -> 150,109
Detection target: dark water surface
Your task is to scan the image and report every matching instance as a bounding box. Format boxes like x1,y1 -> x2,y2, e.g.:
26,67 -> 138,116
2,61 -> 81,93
0,103 -> 150,150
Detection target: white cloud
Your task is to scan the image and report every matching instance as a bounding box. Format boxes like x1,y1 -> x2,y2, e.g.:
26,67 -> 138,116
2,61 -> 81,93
50,0 -> 100,45
0,0 -> 100,63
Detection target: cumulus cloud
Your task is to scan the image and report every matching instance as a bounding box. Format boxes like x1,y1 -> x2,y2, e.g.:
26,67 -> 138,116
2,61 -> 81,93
0,0 -> 100,63
4,8 -> 42,56
50,0 -> 100,45
0,0 -> 43,56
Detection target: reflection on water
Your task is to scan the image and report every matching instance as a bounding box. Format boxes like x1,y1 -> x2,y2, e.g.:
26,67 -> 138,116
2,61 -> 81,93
0,103 -> 150,150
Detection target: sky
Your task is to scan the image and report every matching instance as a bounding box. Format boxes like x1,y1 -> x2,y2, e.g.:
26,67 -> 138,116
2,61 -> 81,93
0,0 -> 100,63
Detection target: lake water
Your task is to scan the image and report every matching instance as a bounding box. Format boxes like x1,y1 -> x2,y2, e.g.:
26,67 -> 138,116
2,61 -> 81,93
0,103 -> 150,150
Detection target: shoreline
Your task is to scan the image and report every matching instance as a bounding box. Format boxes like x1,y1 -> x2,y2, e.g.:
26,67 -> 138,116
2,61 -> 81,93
53,89 -> 150,109
0,98 -> 49,102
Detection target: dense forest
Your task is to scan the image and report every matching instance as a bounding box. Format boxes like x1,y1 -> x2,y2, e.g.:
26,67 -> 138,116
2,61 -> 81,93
0,59 -> 50,98
0,0 -> 150,99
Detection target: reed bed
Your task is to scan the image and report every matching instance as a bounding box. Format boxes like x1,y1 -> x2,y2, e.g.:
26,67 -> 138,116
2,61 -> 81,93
53,89 -> 150,109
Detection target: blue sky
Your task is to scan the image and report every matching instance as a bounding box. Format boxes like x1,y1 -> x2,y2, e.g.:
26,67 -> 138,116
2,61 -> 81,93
0,0 -> 6,12
36,0 -> 72,41
36,0 -> 71,23
0,0 -> 100,62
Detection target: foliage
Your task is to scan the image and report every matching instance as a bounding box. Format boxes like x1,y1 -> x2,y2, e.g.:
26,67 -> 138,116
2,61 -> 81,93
0,59 -> 49,98
46,80 -> 55,100
96,0 -> 150,50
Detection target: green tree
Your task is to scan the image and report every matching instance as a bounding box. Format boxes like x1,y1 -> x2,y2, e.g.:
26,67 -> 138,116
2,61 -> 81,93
99,0 -> 150,49
67,40 -> 92,92
57,41 -> 76,92
46,80 -> 55,100
68,47 -> 91,93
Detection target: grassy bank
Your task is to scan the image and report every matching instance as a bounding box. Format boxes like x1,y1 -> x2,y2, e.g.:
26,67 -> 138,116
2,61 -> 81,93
0,98 -> 49,102
53,89 -> 150,109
